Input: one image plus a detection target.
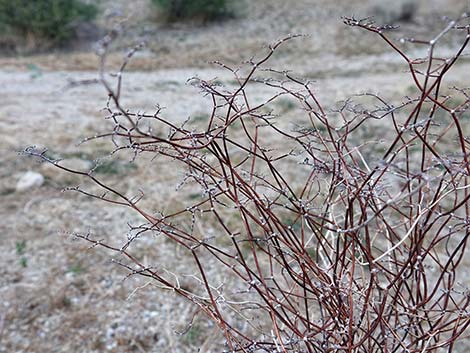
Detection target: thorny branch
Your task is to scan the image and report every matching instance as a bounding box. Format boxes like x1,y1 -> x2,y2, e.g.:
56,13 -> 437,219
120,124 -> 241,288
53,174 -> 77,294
25,15 -> 470,353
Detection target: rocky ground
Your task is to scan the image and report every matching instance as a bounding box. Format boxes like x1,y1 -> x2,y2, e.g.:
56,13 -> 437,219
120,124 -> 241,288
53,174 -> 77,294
1,1 -> 470,352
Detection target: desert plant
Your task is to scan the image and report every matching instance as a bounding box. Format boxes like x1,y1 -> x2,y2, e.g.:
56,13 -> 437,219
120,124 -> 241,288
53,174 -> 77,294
152,0 -> 233,22
0,0 -> 97,46
15,240 -> 28,267
369,0 -> 418,24
26,14 -> 470,352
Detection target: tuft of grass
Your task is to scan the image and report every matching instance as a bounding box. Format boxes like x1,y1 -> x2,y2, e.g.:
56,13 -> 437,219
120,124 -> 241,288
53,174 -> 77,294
16,240 -> 28,267
93,160 -> 138,176
183,324 -> 203,345
276,97 -> 297,113
16,240 -> 27,255
27,63 -> 43,80
66,263 -> 86,275
404,84 -> 419,96
191,113 -> 210,124
19,257 -> 28,268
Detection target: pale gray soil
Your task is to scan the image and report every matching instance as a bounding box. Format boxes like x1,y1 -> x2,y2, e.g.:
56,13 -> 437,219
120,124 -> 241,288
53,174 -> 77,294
1,1 -> 470,352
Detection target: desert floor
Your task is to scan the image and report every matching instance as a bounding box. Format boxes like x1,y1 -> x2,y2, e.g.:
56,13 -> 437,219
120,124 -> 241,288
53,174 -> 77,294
1,1 -> 470,352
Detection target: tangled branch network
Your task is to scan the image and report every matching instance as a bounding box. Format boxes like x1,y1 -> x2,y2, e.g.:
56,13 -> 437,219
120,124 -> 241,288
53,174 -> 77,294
26,14 -> 470,353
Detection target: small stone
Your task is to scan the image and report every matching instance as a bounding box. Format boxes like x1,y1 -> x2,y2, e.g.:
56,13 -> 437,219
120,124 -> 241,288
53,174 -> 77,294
16,171 -> 44,192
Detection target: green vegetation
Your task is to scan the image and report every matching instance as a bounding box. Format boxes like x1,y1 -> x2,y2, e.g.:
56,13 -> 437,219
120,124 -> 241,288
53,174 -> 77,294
93,159 -> 138,175
27,63 -> 43,79
66,263 -> 86,275
19,257 -> 28,268
276,97 -> 297,113
152,0 -> 233,22
16,240 -> 28,268
183,324 -> 202,345
16,240 -> 27,255
0,0 -> 97,45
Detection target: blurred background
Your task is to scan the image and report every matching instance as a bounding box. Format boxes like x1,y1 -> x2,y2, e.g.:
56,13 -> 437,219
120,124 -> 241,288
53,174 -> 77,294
1,1 -> 470,352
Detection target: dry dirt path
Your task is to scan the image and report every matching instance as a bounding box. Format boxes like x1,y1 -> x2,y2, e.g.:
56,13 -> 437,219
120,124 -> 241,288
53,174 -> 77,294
2,55 -> 470,150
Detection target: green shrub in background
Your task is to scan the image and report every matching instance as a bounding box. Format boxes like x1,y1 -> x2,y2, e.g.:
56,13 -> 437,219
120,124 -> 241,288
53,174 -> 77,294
152,0 -> 233,23
0,0 -> 97,46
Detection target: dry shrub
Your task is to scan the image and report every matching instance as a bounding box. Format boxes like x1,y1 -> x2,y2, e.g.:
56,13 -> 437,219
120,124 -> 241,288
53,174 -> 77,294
151,0 -> 234,23
368,0 -> 418,24
26,15 -> 470,352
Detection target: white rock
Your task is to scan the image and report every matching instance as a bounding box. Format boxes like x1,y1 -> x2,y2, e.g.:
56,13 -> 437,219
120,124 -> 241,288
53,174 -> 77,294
16,171 -> 44,192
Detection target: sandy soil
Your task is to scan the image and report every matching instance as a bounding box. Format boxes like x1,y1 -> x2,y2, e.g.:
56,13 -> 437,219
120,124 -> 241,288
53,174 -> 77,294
2,1 -> 470,352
